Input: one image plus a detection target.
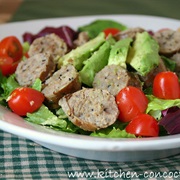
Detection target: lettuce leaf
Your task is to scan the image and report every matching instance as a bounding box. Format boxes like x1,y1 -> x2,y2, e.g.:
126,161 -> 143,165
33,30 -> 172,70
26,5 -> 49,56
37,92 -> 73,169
90,120 -> 135,138
78,19 -> 127,39
146,95 -> 180,119
26,105 -> 87,134
0,73 -> 20,105
90,128 -> 135,138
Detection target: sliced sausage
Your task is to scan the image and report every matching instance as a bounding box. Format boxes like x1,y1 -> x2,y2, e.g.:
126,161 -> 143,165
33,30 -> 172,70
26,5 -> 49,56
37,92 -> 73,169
73,32 -> 90,48
42,65 -> 81,109
114,27 -> 145,41
59,88 -> 119,131
15,53 -> 55,87
153,29 -> 180,55
92,64 -> 142,96
28,33 -> 68,61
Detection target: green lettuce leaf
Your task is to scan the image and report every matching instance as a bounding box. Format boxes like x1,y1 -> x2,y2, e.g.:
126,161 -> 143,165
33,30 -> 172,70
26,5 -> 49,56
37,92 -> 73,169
90,120 -> 135,138
0,74 -> 20,105
91,127 -> 135,138
146,95 -> 180,119
32,78 -> 42,91
161,55 -> 176,71
26,105 -> 85,133
78,19 -> 127,39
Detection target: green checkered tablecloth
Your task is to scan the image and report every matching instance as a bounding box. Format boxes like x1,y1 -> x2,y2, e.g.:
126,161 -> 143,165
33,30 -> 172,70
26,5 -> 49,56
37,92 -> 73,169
0,129 -> 180,179
0,0 -> 180,179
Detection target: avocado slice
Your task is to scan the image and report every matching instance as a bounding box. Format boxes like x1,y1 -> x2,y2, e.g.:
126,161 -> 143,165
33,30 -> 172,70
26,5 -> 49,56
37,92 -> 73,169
127,32 -> 160,76
108,38 -> 132,68
58,32 -> 105,70
79,41 -> 111,87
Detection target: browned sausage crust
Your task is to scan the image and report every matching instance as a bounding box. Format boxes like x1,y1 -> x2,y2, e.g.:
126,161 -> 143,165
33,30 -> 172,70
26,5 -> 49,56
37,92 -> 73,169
42,65 -> 81,109
59,88 -> 119,131
15,53 -> 56,87
93,64 -> 142,96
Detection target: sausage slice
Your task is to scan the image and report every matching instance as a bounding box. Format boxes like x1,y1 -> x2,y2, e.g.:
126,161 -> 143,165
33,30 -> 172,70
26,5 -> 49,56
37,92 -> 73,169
28,33 -> 68,60
114,27 -> 145,40
42,65 -> 81,109
59,88 -> 119,131
153,29 -> 180,55
93,64 -> 142,96
15,53 -> 55,87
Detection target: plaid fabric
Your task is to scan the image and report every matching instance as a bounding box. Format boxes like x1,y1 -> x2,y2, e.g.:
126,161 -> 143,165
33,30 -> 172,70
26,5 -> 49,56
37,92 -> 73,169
0,130 -> 180,180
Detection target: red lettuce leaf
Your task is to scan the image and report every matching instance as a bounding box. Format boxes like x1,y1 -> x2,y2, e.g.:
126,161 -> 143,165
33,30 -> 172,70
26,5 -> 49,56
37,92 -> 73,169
159,107 -> 180,134
23,26 -> 77,49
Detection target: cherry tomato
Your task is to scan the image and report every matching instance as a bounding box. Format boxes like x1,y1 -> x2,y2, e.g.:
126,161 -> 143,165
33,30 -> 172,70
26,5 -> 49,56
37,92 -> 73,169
153,71 -> 180,99
0,36 -> 23,62
116,86 -> 148,122
126,114 -> 159,137
0,56 -> 18,76
103,28 -> 120,37
7,87 -> 45,116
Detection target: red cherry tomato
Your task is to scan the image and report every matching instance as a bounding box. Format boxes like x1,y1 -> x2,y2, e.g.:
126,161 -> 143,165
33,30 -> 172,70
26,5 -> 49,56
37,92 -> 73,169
7,87 -> 45,116
153,71 -> 180,99
0,55 -> 18,76
103,28 -> 120,37
126,114 -> 159,137
0,36 -> 23,62
116,86 -> 148,122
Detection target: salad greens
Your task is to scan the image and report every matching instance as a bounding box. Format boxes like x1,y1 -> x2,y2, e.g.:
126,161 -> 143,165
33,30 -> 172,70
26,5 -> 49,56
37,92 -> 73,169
1,19 -> 180,138
78,19 -> 127,38
146,95 -> 180,120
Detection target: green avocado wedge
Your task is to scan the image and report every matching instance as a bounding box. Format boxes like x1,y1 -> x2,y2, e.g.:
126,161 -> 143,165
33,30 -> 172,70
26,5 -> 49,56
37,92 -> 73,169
108,37 -> 132,68
79,41 -> 111,87
58,32 -> 105,70
127,32 -> 160,76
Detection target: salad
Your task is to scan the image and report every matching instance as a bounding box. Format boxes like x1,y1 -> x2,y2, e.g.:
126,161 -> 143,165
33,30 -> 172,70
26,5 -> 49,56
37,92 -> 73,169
0,19 -> 180,138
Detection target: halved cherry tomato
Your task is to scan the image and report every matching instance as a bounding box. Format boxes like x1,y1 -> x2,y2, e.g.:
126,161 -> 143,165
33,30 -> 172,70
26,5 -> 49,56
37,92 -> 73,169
103,28 -> 120,37
7,87 -> 45,116
153,71 -> 180,99
0,36 -> 23,62
126,114 -> 159,137
0,55 -> 18,76
116,86 -> 148,122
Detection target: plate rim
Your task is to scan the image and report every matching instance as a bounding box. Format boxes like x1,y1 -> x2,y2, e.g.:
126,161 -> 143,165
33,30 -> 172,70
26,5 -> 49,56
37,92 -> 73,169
0,105 -> 180,151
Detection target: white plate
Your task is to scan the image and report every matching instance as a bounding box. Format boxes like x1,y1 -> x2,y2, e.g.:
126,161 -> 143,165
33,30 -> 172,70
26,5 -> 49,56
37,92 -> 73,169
0,15 -> 180,162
